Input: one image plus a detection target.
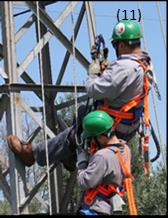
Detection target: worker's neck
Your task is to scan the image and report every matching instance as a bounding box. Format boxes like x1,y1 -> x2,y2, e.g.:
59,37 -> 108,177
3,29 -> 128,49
131,48 -> 142,54
107,135 -> 120,145
120,48 -> 141,56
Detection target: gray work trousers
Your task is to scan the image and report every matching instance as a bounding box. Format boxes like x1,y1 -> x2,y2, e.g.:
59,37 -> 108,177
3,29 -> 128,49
31,104 -> 139,168
31,105 -> 88,168
32,127 -> 74,167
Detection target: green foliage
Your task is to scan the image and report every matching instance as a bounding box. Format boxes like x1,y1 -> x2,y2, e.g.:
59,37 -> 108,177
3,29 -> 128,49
123,135 -> 167,215
0,199 -> 11,215
28,198 -> 44,214
57,94 -> 77,127
135,164 -> 167,215
0,94 -> 166,215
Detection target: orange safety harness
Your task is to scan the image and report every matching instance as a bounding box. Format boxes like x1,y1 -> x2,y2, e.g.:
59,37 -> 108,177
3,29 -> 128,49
97,58 -> 150,129
84,143 -> 137,215
97,57 -> 152,176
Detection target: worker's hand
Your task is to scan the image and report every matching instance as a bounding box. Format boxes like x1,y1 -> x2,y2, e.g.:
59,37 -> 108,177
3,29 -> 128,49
88,60 -> 101,76
76,148 -> 89,169
100,60 -> 109,71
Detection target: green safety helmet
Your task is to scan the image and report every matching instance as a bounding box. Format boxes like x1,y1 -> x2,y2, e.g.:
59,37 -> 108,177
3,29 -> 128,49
82,110 -> 114,139
112,20 -> 142,41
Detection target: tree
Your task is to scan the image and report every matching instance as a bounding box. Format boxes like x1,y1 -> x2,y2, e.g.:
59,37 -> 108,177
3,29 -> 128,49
58,97 -> 167,215
0,94 -> 166,215
123,135 -> 167,215
0,199 -> 11,215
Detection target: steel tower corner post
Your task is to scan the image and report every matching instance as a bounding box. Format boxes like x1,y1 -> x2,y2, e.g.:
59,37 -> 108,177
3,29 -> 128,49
1,1 -> 29,214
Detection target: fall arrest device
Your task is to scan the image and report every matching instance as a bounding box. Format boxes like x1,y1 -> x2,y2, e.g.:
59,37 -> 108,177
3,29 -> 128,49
90,34 -> 109,72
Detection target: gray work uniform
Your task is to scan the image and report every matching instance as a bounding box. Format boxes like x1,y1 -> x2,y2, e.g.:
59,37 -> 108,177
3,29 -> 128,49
32,105 -> 88,169
77,140 -> 131,215
32,127 -> 77,170
85,52 -> 151,139
31,52 -> 150,168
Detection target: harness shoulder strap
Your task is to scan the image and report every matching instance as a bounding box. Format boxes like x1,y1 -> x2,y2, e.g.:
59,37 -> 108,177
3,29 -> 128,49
113,145 -> 137,215
112,145 -> 132,178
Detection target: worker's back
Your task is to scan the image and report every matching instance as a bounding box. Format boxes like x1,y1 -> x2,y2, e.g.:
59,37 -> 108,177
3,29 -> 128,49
77,140 -> 131,215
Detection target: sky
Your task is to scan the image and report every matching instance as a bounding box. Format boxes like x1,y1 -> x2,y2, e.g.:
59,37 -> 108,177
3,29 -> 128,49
0,1 -> 167,169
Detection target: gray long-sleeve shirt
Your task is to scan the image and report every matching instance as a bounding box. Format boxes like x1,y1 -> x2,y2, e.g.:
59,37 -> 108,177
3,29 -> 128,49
86,53 -> 146,107
77,140 -> 130,190
85,52 -> 151,134
77,140 -> 131,215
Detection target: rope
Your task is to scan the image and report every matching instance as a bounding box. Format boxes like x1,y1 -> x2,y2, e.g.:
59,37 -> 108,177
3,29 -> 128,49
138,2 -> 166,171
151,90 -> 167,171
70,3 -> 78,131
85,2 -> 97,43
156,2 -> 166,48
36,2 -> 53,214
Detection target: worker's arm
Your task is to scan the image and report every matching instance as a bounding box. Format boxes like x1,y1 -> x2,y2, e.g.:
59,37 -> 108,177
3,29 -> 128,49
77,148 -> 123,191
77,153 -> 106,190
85,61 -> 129,101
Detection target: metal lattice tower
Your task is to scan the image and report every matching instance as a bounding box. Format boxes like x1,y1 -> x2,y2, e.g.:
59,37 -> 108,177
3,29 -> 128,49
0,1 -> 96,214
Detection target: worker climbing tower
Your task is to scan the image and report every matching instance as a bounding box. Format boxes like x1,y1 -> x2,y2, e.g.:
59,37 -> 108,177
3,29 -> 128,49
0,1 -> 96,214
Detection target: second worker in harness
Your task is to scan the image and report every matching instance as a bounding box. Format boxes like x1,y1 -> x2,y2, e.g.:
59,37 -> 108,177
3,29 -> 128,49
76,110 -> 132,215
